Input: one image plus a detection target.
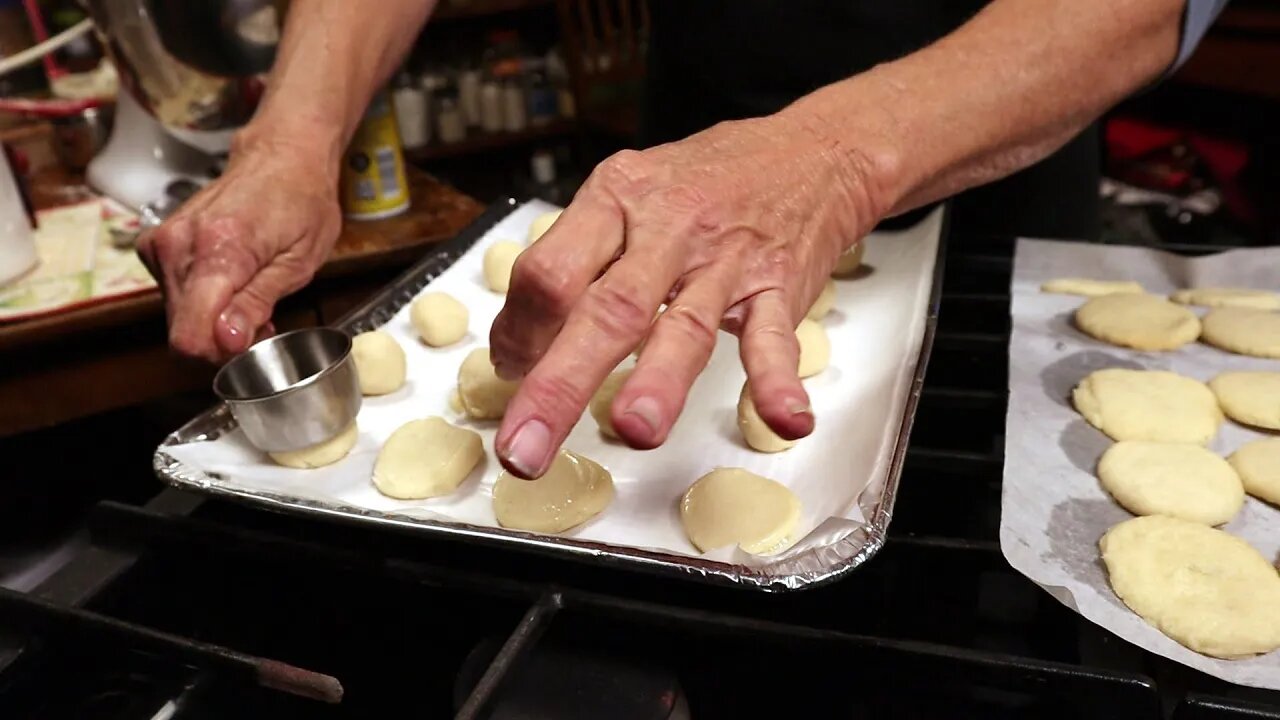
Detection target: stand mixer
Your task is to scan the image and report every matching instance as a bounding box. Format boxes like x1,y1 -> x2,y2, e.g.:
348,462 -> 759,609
79,0 -> 284,213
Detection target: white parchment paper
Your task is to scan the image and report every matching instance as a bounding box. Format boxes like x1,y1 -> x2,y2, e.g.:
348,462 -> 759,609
164,200 -> 942,571
1002,237 -> 1280,689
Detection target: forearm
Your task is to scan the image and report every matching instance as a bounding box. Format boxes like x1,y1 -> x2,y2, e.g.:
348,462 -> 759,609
234,0 -> 438,166
788,0 -> 1184,222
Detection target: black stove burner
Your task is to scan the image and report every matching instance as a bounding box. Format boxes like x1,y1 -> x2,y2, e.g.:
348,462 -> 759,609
1,213 -> 1278,719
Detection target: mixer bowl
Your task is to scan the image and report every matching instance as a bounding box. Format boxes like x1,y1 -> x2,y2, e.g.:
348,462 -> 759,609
80,0 -> 285,151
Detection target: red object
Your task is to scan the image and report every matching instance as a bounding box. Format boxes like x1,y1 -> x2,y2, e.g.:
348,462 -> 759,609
0,96 -> 104,119
1105,115 -> 1257,225
21,0 -> 68,81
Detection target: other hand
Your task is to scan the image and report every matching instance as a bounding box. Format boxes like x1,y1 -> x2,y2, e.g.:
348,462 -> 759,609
139,135 -> 341,363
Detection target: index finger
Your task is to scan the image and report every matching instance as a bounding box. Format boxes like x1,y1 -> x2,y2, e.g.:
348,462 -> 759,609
489,191 -> 624,380
494,242 -> 682,479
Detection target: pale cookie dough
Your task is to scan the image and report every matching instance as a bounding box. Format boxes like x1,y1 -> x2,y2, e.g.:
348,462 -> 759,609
681,468 -> 801,555
483,240 -> 524,293
493,450 -> 614,533
411,292 -> 469,347
589,369 -> 632,439
1229,438 -> 1280,506
1209,371 -> 1280,430
372,417 -> 483,500
350,331 -> 406,396
1072,369 -> 1222,445
1100,515 -> 1280,659
1201,307 -> 1280,359
1097,441 -> 1244,526
806,279 -> 837,320
1041,278 -> 1144,297
457,347 -> 519,420
268,422 -> 358,469
1171,287 -> 1280,310
527,209 -> 562,244
737,383 -> 796,453
796,318 -> 830,378
1074,293 -> 1200,351
831,243 -> 865,277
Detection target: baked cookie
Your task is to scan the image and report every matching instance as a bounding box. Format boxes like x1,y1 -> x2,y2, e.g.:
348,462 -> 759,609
1171,287 -> 1280,310
1229,438 -> 1280,507
1073,369 -> 1222,445
1100,515 -> 1280,659
1097,441 -> 1243,526
1074,293 -> 1200,351
1041,278 -> 1144,297
1201,307 -> 1280,359
1208,371 -> 1280,431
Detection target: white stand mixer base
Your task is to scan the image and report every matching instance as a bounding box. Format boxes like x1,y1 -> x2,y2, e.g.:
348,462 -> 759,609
86,92 -> 218,213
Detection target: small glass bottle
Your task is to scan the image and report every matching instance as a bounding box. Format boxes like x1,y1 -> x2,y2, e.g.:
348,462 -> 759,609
436,89 -> 466,144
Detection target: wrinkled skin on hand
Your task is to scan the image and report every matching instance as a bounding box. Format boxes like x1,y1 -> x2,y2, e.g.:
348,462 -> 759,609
490,112 -> 890,478
138,139 -> 341,363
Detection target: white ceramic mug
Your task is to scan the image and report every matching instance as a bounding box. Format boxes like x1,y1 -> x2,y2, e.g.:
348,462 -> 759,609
0,148 -> 37,288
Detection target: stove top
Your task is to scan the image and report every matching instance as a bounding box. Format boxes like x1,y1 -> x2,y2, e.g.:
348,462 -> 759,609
2,230 -> 1278,719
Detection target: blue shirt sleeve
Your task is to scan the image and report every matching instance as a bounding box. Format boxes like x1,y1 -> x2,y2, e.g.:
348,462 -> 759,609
1171,0 -> 1231,71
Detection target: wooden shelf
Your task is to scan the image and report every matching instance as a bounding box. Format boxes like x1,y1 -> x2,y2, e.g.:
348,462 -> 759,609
405,119 -> 575,162
434,0 -> 554,20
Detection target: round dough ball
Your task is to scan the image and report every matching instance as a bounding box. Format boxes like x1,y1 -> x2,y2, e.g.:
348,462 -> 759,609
1097,441 -> 1243,526
527,209 -> 563,244
268,421 -> 358,469
372,417 -> 483,499
350,330 -> 406,396
806,279 -> 837,320
457,347 -> 519,420
1100,515 -> 1280,659
589,368 -> 632,439
1201,307 -> 1280,359
1209,371 -> 1280,430
796,318 -> 830,378
1072,369 -> 1222,445
681,468 -> 801,555
1074,293 -> 1200,351
411,292 -> 469,347
493,450 -> 614,533
737,383 -> 796,453
831,243 -> 865,277
1229,438 -> 1280,507
1041,278 -> 1145,297
484,240 -> 524,293
1172,287 -> 1280,310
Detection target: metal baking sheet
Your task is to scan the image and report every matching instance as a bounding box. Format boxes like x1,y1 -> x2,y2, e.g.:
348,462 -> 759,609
156,198 -> 946,591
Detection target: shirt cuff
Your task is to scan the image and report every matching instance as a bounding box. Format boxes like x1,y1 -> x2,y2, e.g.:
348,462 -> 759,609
1171,0 -> 1230,72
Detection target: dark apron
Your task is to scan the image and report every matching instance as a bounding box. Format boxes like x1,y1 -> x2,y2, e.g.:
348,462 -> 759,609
640,0 -> 1101,240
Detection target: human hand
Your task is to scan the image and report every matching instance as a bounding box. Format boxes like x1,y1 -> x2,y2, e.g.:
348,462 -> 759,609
489,110 -> 895,478
139,134 -> 342,363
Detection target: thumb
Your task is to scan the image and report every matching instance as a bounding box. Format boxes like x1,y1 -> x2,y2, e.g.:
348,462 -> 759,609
214,262 -> 308,356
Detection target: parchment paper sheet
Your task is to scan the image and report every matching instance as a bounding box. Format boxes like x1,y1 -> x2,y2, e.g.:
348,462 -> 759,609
1002,238 -> 1280,689
165,201 -> 941,570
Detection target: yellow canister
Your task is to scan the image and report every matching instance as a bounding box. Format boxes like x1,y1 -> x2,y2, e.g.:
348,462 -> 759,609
340,90 -> 411,220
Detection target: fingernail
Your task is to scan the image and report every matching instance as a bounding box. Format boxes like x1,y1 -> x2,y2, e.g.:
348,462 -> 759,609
502,419 -> 552,478
220,309 -> 248,340
785,397 -> 811,417
622,396 -> 663,439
